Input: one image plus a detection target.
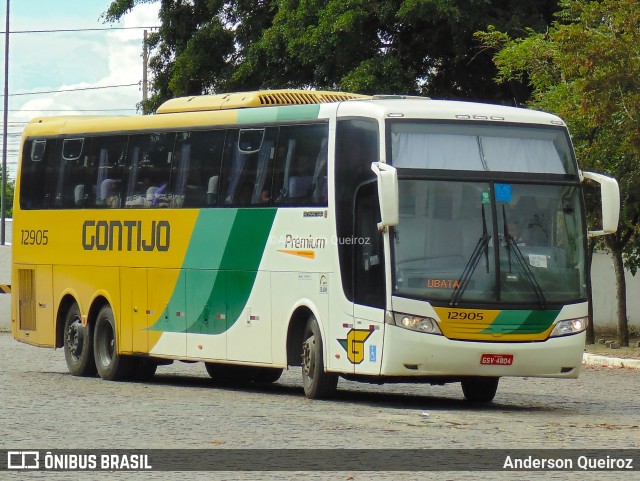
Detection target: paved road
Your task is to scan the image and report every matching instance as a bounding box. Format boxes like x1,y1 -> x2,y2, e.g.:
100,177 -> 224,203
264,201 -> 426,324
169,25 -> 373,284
1,332 -> 638,480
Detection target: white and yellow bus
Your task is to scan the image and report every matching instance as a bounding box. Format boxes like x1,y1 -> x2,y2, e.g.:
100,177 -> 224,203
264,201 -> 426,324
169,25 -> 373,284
12,90 -> 619,402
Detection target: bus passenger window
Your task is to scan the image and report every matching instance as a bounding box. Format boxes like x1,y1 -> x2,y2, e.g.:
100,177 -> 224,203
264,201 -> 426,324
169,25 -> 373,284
272,123 -> 329,207
124,133 -> 175,208
52,138 -> 88,209
220,128 -> 276,206
85,136 -> 127,208
167,130 -> 225,208
19,139 -> 56,210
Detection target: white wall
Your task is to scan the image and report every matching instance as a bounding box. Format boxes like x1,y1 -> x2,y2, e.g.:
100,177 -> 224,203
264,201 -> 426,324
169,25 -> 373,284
0,244 -> 11,332
591,252 -> 640,329
0,219 -> 12,331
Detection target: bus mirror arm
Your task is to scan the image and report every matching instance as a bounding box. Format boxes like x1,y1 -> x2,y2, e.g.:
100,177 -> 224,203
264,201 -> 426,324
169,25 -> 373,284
371,162 -> 399,230
580,171 -> 620,237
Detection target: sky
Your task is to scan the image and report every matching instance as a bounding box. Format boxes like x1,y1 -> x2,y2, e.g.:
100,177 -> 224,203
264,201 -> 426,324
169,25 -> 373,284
1,0 -> 161,179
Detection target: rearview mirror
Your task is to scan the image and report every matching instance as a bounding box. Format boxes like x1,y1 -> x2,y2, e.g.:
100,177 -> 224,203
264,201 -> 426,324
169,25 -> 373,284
581,171 -> 620,237
371,162 -> 399,230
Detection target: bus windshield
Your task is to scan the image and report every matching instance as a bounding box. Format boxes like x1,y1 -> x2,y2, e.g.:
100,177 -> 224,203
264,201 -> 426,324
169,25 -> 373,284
390,121 -> 576,174
392,180 -> 586,306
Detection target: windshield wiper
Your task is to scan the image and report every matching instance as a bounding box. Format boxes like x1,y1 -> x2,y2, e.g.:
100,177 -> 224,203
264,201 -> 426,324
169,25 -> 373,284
450,204 -> 491,307
502,205 -> 547,308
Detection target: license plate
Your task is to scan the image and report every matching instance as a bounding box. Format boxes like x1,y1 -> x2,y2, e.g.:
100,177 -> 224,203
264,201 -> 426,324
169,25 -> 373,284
480,354 -> 514,365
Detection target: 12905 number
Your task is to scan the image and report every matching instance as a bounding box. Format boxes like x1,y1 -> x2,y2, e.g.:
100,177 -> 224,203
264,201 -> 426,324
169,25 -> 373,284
447,310 -> 484,321
21,229 -> 49,245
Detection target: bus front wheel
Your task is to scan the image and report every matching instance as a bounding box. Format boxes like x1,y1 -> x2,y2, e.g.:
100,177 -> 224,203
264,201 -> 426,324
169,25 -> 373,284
93,305 -> 134,381
301,315 -> 338,399
461,377 -> 499,403
63,303 -> 97,377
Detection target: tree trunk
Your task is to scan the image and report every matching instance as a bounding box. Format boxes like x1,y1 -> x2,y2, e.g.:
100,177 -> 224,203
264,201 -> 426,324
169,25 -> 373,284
586,239 -> 596,344
610,246 -> 630,347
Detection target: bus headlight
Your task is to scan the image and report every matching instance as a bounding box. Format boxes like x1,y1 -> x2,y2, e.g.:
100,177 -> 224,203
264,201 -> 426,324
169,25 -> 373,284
550,317 -> 588,337
393,313 -> 442,335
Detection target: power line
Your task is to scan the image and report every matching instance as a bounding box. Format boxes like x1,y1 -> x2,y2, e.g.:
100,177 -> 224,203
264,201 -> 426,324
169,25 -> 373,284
9,108 -> 136,112
0,26 -> 159,34
9,82 -> 140,97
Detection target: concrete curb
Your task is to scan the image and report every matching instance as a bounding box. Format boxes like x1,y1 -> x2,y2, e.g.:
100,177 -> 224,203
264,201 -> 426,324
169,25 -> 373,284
583,352 -> 640,370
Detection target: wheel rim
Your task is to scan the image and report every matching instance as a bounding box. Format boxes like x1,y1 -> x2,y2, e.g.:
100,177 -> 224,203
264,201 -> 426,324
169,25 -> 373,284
65,317 -> 84,361
302,334 -> 316,381
96,319 -> 115,367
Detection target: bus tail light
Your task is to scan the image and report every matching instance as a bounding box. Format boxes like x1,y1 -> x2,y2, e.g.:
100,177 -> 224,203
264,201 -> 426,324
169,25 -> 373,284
550,317 -> 588,338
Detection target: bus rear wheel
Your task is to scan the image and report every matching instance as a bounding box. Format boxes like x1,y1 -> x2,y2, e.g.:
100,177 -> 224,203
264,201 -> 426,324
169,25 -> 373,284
461,377 -> 499,403
63,303 -> 97,377
301,315 -> 338,399
131,358 -> 158,381
93,305 -> 134,381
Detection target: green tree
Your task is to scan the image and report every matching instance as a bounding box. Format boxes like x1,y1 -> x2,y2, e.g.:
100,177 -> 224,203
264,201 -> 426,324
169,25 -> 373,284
477,0 -> 640,346
105,0 -> 559,112
1,177 -> 13,218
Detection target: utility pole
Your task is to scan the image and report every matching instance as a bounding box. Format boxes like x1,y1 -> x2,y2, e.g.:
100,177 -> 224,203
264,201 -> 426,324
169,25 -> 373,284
142,29 -> 148,104
1,0 -> 10,246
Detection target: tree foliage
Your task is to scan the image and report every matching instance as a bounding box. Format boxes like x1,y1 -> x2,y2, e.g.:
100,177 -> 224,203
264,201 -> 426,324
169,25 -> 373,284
104,0 -> 559,112
477,0 -> 640,345
1,177 -> 14,218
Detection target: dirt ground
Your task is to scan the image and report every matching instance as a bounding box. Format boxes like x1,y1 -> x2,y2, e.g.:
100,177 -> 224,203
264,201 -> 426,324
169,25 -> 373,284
584,327 -> 640,358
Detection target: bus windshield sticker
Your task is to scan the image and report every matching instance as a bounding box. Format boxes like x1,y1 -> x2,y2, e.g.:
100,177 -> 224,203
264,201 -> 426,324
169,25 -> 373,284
495,183 -> 512,203
528,254 -> 548,269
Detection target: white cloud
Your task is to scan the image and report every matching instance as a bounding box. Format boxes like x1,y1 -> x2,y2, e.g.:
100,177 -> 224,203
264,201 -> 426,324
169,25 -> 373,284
6,2 -> 161,178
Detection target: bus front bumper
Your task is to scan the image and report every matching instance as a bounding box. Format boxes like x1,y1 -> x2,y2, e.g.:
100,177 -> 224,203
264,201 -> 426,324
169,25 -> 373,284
380,325 -> 585,379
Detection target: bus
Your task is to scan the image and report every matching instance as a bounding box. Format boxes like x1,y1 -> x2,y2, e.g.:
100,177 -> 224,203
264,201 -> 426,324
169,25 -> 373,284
12,90 -> 619,402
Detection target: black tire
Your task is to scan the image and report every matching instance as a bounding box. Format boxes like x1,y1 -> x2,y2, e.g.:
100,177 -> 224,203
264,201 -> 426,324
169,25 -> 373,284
205,363 -> 242,384
205,363 -> 282,384
461,377 -> 500,403
301,315 -> 338,399
131,358 -> 158,381
251,367 -> 283,384
63,303 -> 97,377
93,305 -> 134,381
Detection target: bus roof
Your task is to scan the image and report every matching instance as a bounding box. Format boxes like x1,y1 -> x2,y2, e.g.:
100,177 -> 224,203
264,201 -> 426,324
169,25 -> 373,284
337,97 -> 567,127
156,89 -> 368,114
21,91 -> 566,138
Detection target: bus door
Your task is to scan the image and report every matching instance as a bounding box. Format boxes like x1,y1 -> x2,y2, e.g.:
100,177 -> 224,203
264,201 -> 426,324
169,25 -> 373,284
148,268 -> 187,358
122,267 -> 188,358
226,271 -> 272,364
351,183 -> 386,375
120,267 -> 146,354
185,269 -> 227,360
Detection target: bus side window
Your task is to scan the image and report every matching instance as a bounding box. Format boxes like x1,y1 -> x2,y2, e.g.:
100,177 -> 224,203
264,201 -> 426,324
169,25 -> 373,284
171,130 -> 225,208
50,138 -> 87,209
220,128 -> 277,206
85,135 -> 127,208
353,182 -> 385,308
335,118 -> 380,302
124,133 -> 175,208
272,123 -> 329,207
19,139 -> 56,210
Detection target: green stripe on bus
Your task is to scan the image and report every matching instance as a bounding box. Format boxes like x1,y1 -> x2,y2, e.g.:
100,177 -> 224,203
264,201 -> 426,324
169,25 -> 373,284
237,104 -> 321,124
481,309 -> 560,335
148,208 -> 277,334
